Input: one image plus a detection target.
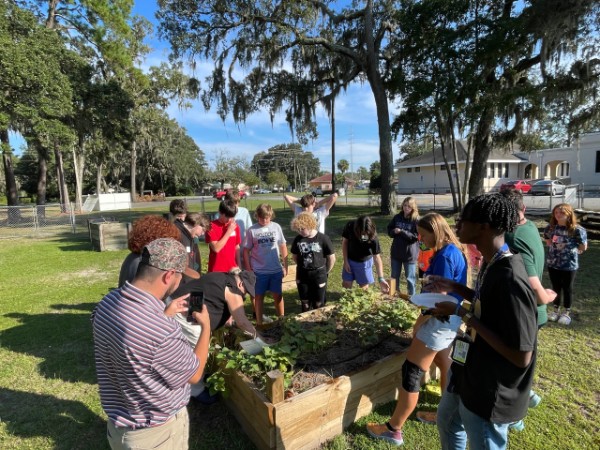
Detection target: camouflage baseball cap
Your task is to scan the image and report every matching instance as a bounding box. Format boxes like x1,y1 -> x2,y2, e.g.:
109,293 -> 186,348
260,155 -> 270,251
141,238 -> 187,273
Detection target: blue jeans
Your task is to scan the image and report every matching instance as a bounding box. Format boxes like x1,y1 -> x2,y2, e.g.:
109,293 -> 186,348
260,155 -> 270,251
391,259 -> 417,295
437,390 -> 510,450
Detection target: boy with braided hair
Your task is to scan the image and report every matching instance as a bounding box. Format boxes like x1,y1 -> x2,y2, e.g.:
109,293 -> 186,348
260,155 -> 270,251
409,193 -> 537,450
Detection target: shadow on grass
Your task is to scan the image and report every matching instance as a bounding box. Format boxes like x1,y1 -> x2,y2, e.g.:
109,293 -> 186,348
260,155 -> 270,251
2,307 -> 97,384
0,387 -> 107,450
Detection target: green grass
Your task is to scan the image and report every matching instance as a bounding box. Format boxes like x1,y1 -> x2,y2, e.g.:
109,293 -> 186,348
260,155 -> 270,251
0,204 -> 598,449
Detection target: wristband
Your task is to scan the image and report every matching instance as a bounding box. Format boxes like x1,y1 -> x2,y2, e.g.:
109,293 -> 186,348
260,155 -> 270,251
378,277 -> 386,282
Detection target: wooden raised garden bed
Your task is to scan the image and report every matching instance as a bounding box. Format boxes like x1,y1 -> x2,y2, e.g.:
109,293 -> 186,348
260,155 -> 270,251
220,298 -> 438,450
223,350 -> 407,450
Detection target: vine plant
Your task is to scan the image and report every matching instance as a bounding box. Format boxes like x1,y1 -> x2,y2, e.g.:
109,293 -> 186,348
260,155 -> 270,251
205,288 -> 419,396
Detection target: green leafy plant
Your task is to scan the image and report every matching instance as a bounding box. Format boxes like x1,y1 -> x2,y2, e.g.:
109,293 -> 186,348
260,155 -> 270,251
336,288 -> 419,346
207,288 -> 419,396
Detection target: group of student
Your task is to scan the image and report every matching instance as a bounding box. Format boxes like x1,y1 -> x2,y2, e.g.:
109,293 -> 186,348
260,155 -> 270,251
108,187 -> 587,450
367,190 -> 587,449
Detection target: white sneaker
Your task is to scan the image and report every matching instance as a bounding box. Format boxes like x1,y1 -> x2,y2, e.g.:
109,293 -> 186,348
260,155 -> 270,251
557,313 -> 571,325
548,309 -> 560,322
262,315 -> 274,324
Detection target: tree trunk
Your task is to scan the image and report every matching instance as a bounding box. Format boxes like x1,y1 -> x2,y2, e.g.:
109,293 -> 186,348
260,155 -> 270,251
468,108 -> 495,198
72,137 -> 85,212
462,133 -> 474,205
450,131 -> 463,211
45,0 -> 59,28
36,149 -> 48,205
130,139 -> 137,203
365,1 -> 395,215
1,130 -> 18,206
436,112 -> 460,211
54,145 -> 69,212
36,146 -> 49,220
330,96 -> 336,193
439,138 -> 457,210
96,162 -> 103,196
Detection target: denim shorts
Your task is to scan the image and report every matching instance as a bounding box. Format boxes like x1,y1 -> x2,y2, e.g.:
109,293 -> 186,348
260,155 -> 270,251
342,258 -> 374,286
255,271 -> 284,295
415,315 -> 462,351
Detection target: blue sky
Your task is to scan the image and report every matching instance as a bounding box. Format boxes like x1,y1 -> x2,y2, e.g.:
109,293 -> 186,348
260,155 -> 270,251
133,1 -> 395,173
11,1 -> 395,174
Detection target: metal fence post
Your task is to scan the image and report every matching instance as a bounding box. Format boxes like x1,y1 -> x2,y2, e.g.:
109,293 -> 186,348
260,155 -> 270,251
70,203 -> 76,233
33,205 -> 39,233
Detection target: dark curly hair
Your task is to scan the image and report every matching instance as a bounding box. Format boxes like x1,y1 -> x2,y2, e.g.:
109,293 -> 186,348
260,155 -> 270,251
461,193 -> 519,233
128,215 -> 181,254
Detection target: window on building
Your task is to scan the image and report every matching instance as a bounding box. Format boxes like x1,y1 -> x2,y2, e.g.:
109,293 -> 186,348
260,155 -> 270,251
559,162 -> 570,177
596,151 -> 600,173
440,164 -> 447,171
415,167 -> 420,172
488,163 -> 495,178
503,163 -> 509,178
450,163 -> 456,170
407,168 -> 412,173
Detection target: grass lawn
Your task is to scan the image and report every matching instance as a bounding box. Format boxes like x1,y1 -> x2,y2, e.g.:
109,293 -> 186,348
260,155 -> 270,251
0,203 -> 598,449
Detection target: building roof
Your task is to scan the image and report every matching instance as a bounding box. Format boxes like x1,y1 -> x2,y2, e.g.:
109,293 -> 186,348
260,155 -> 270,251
309,173 -> 356,184
396,140 -> 525,168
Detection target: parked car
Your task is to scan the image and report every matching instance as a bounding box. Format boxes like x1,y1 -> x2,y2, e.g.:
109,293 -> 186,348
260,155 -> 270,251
530,179 -> 566,196
254,188 -> 270,194
500,179 -> 532,194
212,189 -> 249,200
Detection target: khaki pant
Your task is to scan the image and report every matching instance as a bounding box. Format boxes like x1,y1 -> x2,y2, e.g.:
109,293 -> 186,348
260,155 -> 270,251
107,408 -> 189,450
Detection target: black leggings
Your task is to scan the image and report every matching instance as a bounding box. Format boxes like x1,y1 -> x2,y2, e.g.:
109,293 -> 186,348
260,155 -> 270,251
548,268 -> 577,310
297,268 -> 328,311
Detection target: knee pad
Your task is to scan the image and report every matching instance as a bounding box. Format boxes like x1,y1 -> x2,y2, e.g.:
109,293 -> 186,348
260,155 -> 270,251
402,360 -> 424,393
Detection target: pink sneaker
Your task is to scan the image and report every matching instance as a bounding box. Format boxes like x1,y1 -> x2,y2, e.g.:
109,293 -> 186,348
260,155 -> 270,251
367,422 -> 404,446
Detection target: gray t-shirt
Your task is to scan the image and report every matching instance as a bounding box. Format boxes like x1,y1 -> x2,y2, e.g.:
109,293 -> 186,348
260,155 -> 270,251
235,207 -> 253,242
243,222 -> 287,273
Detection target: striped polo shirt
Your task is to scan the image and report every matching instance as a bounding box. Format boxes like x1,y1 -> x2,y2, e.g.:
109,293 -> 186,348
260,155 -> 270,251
92,282 -> 199,429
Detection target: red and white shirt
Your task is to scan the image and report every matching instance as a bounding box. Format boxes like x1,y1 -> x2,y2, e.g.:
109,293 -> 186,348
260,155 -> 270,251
92,282 -> 198,429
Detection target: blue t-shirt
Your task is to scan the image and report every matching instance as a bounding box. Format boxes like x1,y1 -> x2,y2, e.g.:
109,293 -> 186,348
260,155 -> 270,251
543,224 -> 587,271
425,243 -> 468,302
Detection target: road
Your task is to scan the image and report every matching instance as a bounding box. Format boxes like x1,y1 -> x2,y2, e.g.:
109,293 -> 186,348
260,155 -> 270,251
134,192 -> 600,214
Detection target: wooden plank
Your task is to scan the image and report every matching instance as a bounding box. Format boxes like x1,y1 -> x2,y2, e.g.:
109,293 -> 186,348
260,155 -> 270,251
223,370 -> 276,450
90,222 -> 129,251
265,370 -> 284,404
272,352 -> 406,450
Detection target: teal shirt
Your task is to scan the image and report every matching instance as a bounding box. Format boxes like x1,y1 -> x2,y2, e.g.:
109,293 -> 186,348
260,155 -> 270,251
505,219 -> 547,326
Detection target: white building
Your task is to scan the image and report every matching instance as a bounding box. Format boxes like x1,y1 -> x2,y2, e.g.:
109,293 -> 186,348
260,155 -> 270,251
395,132 -> 600,194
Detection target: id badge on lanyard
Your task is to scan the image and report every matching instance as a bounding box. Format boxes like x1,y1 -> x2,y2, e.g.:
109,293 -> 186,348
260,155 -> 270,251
451,334 -> 471,365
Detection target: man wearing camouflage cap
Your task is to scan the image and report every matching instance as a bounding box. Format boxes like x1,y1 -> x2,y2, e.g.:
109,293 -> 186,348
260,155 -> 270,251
92,238 -> 211,450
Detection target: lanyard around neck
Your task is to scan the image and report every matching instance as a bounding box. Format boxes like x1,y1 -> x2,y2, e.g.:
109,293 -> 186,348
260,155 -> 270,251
474,243 -> 511,302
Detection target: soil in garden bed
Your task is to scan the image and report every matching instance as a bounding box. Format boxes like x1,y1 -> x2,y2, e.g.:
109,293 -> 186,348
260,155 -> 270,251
258,302 -> 413,395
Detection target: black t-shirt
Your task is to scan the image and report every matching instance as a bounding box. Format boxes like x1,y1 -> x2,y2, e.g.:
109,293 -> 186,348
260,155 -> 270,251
291,232 -> 334,272
171,272 -> 239,331
453,254 -> 538,423
342,220 -> 381,262
174,219 -> 202,273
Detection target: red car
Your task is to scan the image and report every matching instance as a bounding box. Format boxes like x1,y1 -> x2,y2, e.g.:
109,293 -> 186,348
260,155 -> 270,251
499,180 -> 532,194
212,189 -> 249,201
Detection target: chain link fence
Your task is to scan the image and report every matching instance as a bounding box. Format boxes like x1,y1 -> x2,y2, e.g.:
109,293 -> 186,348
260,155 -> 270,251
0,204 -> 75,238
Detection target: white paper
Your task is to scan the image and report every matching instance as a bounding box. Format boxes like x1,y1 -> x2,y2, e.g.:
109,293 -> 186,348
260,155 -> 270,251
240,338 -> 270,355
410,293 -> 458,308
